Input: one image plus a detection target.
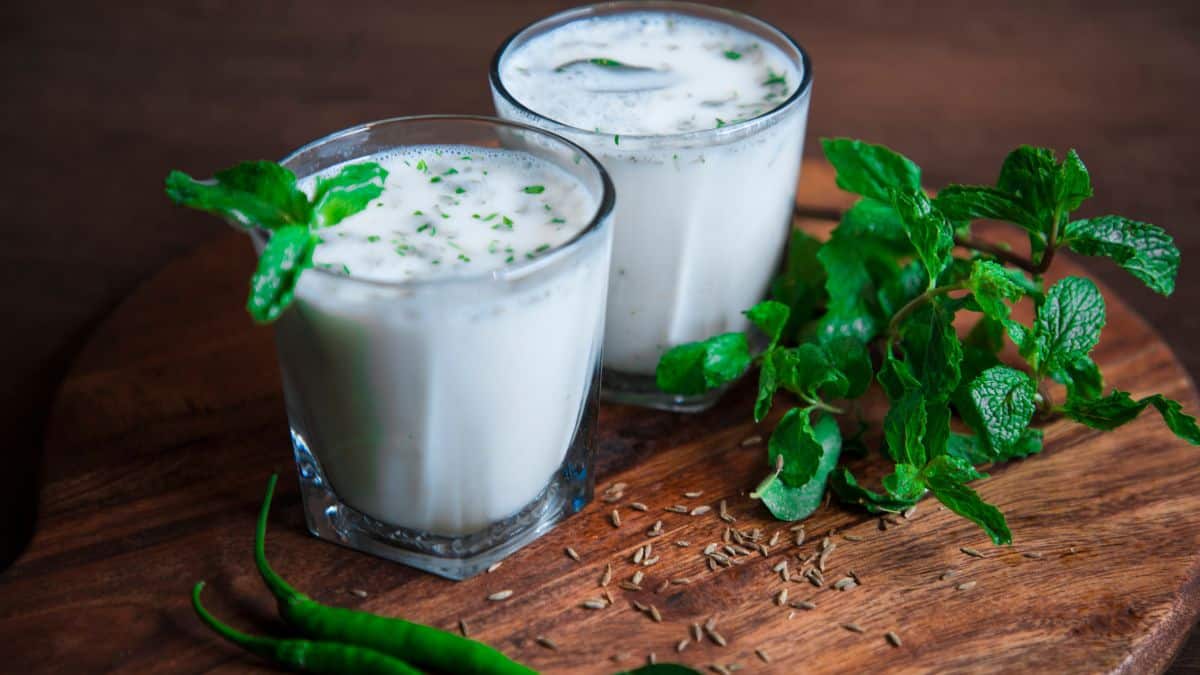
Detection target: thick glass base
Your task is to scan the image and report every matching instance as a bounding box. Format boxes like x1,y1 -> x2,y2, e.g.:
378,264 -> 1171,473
289,428 -> 593,580
600,369 -> 726,413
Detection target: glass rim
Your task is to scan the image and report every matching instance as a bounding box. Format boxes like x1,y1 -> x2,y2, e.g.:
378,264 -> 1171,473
489,0 -> 814,147
259,114 -> 615,290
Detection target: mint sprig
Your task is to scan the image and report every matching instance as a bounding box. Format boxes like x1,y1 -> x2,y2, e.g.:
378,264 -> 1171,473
166,160 -> 388,323
657,138 -> 1196,544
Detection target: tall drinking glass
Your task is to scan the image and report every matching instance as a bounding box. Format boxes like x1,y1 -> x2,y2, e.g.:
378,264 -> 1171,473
263,116 -> 614,579
491,1 -> 812,411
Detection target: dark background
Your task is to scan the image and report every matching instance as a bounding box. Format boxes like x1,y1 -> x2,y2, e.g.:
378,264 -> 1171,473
2,0 -> 1197,669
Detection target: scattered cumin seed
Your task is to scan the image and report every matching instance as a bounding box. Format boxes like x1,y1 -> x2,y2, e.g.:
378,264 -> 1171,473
844,534 -> 864,542
600,563 -> 612,586
692,623 -> 703,642
666,505 -> 689,513
705,627 -> 727,647
705,616 -> 718,631
834,578 -> 858,591
565,546 -> 580,561
820,537 -> 835,552
741,435 -> 762,447
787,611 -> 796,620
619,582 -> 642,591
756,648 -> 771,664
583,598 -> 608,609
486,561 -> 503,573
768,531 -> 781,547
939,569 -> 956,581
1069,546 -> 1078,554
842,622 -> 865,634
684,490 -> 704,498
677,639 -> 690,653
630,502 -> 648,512
648,652 -> 657,665
608,482 -> 628,493
691,505 -> 712,516
886,631 -> 903,648
611,652 -> 629,662
610,510 -> 621,527
643,556 -> 660,566
957,581 -> 977,591
775,588 -> 788,606
488,590 -> 513,601
648,605 -> 663,622
903,505 -> 918,519
648,520 -> 664,537
348,588 -> 368,598
656,580 -> 671,593
707,558 -> 718,571
960,546 -> 984,558
602,492 -> 623,503
632,571 -> 645,585
633,546 -> 644,564
1023,551 -> 1044,559
459,619 -> 470,636
674,540 -> 690,547
633,600 -> 649,612
848,570 -> 862,584
704,543 -> 719,555
710,665 -> 732,675
671,577 -> 692,585
789,600 -> 816,610
535,635 -> 558,650
603,589 -> 615,605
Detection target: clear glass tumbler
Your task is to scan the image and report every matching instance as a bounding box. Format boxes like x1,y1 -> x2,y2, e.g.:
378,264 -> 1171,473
261,116 -> 615,579
491,1 -> 813,412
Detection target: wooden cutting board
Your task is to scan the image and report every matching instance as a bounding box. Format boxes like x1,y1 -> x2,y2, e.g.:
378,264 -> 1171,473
2,160 -> 1198,674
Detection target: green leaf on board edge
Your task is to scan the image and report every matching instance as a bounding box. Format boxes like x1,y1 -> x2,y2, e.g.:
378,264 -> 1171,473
923,456 -> 1011,545
753,413 -> 842,521
1062,390 -> 1200,445
830,467 -> 918,514
963,366 -> 1038,457
310,162 -> 389,228
767,408 -> 825,487
745,300 -> 791,350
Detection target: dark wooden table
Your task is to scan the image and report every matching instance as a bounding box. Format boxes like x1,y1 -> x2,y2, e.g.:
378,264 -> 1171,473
3,0 -> 1198,670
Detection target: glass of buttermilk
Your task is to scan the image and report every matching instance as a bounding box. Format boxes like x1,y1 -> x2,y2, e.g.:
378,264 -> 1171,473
491,1 -> 812,411
264,116 -> 614,579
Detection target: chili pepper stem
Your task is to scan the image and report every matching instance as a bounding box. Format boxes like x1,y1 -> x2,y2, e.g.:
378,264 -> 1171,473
256,473 -> 303,603
192,581 -> 278,661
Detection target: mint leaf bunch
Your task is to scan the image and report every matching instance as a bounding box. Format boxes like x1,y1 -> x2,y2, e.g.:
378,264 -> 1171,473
656,138 -> 1197,544
166,160 -> 388,322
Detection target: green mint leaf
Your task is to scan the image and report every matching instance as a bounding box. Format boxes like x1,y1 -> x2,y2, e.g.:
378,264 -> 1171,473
816,235 -> 900,343
771,230 -> 827,339
899,299 -> 963,401
310,161 -> 388,228
753,413 -> 842,521
165,161 -> 311,230
1063,390 -> 1200,445
1034,277 -> 1105,374
876,347 -> 920,401
1056,149 -> 1093,212
1049,354 -> 1104,401
774,344 -> 848,401
824,336 -> 873,399
948,428 -> 1044,465
767,408 -> 825,487
754,352 -> 779,423
877,261 -> 927,317
821,138 -> 921,203
923,456 -> 1011,545
925,400 -> 952,460
883,463 -> 924,501
655,333 -> 751,395
965,259 -> 1030,347
745,300 -> 790,350
830,467 -> 919,514
837,198 -> 911,250
964,313 -> 1006,354
246,225 -> 315,323
964,366 -> 1037,456
1003,427 -> 1045,460
996,145 -> 1059,228
1062,216 -> 1179,296
891,188 -> 954,286
884,390 -> 928,466
933,185 -> 1038,233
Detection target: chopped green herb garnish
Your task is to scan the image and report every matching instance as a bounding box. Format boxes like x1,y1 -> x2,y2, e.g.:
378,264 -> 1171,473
551,218 -> 566,224
442,168 -> 458,176
523,185 -> 545,194
441,213 -> 451,219
724,50 -> 742,60
614,134 -> 620,146
429,176 -> 442,184
505,255 -> 515,264
416,223 -> 436,235
366,235 -> 380,243
415,159 -> 428,173
535,244 -> 551,253
412,210 -> 423,216
341,264 -> 351,275
455,187 -> 466,194
460,155 -> 472,161
763,69 -> 787,87
482,212 -> 498,221
457,253 -> 471,263
716,118 -> 727,128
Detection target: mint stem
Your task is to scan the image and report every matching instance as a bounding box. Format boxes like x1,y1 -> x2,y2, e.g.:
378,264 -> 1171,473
887,283 -> 964,340
953,235 -> 1038,274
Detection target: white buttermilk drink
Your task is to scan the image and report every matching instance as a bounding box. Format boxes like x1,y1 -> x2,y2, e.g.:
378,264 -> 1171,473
494,7 -> 810,398
274,145 -> 610,535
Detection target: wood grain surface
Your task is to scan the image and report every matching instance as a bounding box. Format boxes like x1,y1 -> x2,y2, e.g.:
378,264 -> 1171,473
0,161 -> 1198,673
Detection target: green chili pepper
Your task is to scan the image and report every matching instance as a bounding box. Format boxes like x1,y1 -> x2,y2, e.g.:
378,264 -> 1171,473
192,582 -> 424,674
255,475 -> 538,675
